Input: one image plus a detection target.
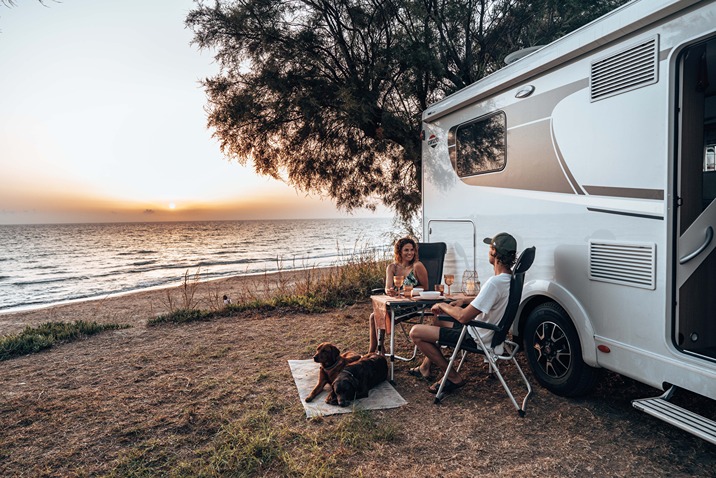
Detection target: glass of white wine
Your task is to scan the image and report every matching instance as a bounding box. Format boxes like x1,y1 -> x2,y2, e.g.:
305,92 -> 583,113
393,275 -> 405,295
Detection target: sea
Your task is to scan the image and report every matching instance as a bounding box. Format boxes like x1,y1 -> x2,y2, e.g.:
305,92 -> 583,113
0,218 -> 395,313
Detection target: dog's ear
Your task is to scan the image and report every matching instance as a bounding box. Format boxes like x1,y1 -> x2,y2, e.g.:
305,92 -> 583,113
326,344 -> 340,364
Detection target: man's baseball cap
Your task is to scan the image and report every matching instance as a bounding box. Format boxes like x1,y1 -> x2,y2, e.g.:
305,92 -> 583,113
483,232 -> 517,255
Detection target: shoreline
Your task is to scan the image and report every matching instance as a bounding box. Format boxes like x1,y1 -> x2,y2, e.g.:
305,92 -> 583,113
0,266 -> 334,336
0,264 -> 334,316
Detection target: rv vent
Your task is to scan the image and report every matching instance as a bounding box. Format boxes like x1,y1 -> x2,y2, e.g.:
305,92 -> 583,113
590,36 -> 658,102
589,241 -> 656,290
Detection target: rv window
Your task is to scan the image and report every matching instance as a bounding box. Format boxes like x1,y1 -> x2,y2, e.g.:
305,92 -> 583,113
448,112 -> 506,177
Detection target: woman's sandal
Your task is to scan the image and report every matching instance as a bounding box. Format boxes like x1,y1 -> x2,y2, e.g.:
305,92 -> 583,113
407,367 -> 433,381
428,378 -> 466,394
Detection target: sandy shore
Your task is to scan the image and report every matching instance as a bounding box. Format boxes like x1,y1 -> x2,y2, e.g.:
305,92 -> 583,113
0,268 -> 323,336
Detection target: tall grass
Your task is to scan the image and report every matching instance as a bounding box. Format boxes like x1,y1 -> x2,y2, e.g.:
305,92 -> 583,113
149,248 -> 389,326
0,321 -> 130,361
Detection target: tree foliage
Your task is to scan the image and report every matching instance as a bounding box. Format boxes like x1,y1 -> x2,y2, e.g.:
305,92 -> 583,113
187,0 -> 628,222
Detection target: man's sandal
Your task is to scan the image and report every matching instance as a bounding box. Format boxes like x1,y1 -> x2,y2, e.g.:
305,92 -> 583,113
408,367 -> 433,381
428,379 -> 466,394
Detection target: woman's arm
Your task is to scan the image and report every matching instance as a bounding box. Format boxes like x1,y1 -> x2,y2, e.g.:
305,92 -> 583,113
384,263 -> 397,296
413,261 -> 429,289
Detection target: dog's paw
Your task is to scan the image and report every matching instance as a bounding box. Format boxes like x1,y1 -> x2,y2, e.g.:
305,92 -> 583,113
305,395 -> 315,403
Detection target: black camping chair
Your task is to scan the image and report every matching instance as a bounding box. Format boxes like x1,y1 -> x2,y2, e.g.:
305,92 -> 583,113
434,246 -> 536,417
417,242 -> 448,290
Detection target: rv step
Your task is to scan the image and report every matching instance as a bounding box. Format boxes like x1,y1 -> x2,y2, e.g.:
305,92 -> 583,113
632,393 -> 716,445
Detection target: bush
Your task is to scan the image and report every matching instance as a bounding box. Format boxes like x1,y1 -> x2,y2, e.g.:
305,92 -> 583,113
0,321 -> 129,361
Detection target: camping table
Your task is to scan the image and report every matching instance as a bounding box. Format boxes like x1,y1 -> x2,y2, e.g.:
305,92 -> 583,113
371,293 -> 475,382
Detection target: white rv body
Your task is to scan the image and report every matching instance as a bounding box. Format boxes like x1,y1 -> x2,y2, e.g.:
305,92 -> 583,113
421,0 -> 716,426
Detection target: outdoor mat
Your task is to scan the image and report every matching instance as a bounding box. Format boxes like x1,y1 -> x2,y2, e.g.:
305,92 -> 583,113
288,359 -> 408,418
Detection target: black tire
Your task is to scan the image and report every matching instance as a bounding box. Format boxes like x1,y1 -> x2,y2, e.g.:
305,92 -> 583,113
524,302 -> 600,397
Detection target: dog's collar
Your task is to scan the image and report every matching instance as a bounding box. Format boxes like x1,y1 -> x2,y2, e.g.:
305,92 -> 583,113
340,369 -> 356,380
323,358 -> 342,371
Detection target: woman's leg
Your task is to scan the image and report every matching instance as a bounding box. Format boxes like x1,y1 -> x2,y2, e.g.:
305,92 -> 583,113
368,313 -> 377,353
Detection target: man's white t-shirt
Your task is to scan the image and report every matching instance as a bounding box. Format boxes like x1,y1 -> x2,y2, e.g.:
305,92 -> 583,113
467,272 -> 511,346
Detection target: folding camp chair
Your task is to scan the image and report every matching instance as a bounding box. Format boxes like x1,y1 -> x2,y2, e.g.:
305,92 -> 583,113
416,242 -> 447,290
433,246 -> 536,417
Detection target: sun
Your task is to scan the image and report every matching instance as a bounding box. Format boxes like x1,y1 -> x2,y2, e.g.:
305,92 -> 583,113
168,202 -> 176,210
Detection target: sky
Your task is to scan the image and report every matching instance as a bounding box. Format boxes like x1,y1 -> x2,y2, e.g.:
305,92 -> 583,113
0,0 -> 388,224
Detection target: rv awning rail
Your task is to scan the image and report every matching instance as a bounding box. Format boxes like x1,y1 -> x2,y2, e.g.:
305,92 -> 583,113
422,0 -> 704,123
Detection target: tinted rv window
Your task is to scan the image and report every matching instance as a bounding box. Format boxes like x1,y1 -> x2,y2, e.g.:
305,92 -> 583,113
448,112 -> 506,177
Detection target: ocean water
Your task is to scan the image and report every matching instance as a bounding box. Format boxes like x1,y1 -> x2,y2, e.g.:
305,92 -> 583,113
0,219 -> 395,313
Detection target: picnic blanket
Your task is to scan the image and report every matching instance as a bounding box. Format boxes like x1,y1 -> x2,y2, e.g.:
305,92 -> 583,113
288,359 -> 407,418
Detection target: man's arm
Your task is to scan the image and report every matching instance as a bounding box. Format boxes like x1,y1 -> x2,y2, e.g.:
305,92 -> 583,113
431,301 -> 483,325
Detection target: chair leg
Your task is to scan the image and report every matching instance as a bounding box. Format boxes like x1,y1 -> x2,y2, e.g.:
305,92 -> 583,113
455,350 -> 467,373
434,327 -> 469,404
487,348 -> 532,416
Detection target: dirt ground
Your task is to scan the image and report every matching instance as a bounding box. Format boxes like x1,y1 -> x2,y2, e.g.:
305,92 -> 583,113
1,278 -> 715,477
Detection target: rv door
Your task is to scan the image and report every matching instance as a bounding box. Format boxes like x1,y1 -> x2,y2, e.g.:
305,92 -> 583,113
674,37 -> 716,361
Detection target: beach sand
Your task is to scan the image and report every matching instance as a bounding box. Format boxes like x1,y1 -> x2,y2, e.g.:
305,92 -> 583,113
1,271 -> 715,476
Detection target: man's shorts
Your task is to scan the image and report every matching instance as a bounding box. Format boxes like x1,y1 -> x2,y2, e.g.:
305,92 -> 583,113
437,321 -> 479,349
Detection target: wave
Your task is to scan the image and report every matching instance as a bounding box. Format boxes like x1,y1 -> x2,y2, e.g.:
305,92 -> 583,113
131,260 -> 157,267
118,250 -> 158,256
12,274 -> 95,286
28,264 -> 60,270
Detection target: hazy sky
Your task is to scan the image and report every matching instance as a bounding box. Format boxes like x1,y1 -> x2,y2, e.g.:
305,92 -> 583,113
0,0 -> 387,224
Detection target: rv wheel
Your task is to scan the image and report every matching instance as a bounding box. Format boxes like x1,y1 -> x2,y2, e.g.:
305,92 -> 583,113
524,302 -> 599,397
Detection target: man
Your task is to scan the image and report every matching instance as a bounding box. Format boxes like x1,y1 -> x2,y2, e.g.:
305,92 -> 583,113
409,232 -> 517,394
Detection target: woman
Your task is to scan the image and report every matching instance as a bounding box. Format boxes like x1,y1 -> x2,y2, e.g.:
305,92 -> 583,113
368,237 -> 428,354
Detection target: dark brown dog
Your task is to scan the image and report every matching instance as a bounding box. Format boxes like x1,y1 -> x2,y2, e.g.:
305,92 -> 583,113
329,353 -> 388,407
305,342 -> 361,403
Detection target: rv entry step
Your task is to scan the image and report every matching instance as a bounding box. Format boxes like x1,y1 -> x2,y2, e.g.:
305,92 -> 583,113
632,387 -> 716,445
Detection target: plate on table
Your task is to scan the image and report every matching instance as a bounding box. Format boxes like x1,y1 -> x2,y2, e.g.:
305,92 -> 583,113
419,291 -> 441,300
412,288 -> 423,297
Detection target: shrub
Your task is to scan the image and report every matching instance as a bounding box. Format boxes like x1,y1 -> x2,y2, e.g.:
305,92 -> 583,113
0,321 -> 129,361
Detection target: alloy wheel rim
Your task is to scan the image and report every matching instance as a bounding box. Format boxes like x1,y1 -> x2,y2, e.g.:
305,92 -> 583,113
532,321 -> 572,379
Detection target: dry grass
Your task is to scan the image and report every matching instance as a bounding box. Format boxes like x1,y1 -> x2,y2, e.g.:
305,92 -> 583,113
0,269 -> 715,477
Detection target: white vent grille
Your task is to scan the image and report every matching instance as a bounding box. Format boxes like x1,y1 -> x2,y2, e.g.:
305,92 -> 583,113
589,241 -> 656,290
590,36 -> 658,102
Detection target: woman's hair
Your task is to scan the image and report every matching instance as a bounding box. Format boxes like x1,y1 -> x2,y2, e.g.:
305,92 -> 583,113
394,237 -> 419,265
494,249 -> 517,269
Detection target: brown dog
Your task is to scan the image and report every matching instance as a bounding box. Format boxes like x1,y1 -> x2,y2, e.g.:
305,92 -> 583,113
329,353 -> 388,407
305,342 -> 361,403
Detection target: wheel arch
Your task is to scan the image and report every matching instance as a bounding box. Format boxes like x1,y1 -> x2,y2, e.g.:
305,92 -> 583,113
515,279 -> 598,367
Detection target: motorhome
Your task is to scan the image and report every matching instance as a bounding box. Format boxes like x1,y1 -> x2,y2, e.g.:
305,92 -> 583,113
421,0 -> 716,443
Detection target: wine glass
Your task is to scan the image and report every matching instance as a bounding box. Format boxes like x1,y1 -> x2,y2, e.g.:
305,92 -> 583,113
444,274 -> 454,295
393,275 -> 405,295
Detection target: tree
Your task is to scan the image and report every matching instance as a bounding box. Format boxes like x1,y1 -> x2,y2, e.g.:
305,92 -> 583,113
186,0 -> 628,224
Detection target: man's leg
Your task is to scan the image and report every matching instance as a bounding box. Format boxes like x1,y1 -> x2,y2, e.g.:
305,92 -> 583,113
409,324 -> 464,384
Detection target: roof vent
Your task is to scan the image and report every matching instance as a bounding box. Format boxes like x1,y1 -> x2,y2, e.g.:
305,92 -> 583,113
589,240 -> 656,290
590,36 -> 658,102
504,46 -> 544,65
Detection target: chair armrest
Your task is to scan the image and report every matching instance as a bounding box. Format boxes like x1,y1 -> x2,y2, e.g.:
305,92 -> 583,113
467,319 -> 500,331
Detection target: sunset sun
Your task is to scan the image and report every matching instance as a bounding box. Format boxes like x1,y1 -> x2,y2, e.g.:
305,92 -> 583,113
168,202 -> 176,210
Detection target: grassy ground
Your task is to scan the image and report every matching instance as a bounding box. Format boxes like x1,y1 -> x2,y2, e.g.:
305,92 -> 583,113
1,259 -> 715,477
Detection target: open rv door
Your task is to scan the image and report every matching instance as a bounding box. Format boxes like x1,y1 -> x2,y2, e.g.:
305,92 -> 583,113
673,36 -> 716,363
632,34 -> 716,445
